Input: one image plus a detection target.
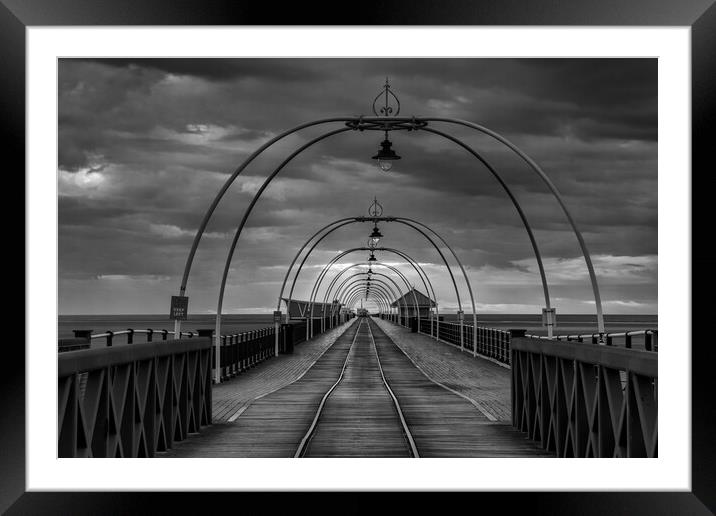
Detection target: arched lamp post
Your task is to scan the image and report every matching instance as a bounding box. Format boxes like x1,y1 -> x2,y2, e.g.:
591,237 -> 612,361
174,79 -> 604,383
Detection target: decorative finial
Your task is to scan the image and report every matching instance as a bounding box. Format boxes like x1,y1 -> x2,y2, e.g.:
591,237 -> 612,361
368,197 -> 384,218
372,77 -> 401,117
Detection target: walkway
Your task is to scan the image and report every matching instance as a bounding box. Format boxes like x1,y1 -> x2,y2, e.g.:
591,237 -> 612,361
160,317 -> 550,458
212,318 -> 357,422
373,318 -> 513,422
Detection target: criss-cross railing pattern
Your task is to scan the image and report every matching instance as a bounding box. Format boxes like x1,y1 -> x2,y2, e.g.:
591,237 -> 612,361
510,337 -> 657,458
58,338 -> 212,457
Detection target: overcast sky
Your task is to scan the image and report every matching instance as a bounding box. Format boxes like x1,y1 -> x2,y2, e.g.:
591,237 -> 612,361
58,58 -> 657,315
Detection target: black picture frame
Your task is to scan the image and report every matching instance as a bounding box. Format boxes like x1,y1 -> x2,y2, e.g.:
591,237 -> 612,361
5,1 -> 714,513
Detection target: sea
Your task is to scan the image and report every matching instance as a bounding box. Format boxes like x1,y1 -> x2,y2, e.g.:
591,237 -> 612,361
59,313 -> 657,348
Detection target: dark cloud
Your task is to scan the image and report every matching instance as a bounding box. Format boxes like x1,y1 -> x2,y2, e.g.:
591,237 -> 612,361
58,58 -> 657,315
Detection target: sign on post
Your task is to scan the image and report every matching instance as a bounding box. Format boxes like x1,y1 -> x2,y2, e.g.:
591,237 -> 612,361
273,310 -> 282,324
541,307 -> 556,327
457,310 -> 464,322
170,296 -> 189,320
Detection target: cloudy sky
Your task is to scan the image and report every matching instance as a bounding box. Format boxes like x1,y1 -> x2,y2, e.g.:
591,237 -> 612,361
58,58 -> 657,315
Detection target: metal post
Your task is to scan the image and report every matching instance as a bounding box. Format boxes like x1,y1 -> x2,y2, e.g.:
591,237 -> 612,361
274,310 -> 282,356
214,316 -> 222,383
458,310 -> 464,352
173,319 -> 181,340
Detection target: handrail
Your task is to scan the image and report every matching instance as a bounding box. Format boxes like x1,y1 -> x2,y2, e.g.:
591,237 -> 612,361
525,329 -> 657,340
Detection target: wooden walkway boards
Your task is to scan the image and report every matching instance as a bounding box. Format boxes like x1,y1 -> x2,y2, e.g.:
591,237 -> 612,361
160,319 -> 360,457
373,317 -> 513,422
302,320 -> 412,457
370,319 -> 551,457
160,317 -> 551,458
211,319 -> 357,422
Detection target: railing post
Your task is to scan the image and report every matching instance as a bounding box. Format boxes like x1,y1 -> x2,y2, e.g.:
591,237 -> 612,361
105,330 -> 113,347
197,329 -> 215,380
507,329 -> 526,365
146,328 -> 153,342
162,329 -> 168,341
127,328 -> 134,344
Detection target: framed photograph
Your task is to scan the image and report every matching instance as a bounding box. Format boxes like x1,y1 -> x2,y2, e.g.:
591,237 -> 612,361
8,0 -> 714,513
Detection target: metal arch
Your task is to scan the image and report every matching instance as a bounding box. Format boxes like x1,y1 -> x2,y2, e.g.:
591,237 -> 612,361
334,274 -> 409,319
320,263 -> 412,312
314,279 -> 395,339
326,263 -> 419,329
339,280 -> 397,311
291,248 -> 435,325
275,217 -> 357,312
424,117 -> 604,334
392,217 -> 478,347
287,219 -> 462,332
332,274 -> 404,313
291,246 -> 439,332
183,115 -> 603,378
343,288 -> 392,321
304,218 -> 461,317
345,290 -> 388,315
342,283 -> 393,316
318,262 -> 420,330
213,128 -> 352,376
179,117 -> 355,296
347,289 -> 389,314
337,280 -> 400,313
344,285 -> 392,316
284,216 -> 469,343
345,291 -> 386,317
292,246 -> 442,341
318,265 -> 420,335
415,128 -> 553,337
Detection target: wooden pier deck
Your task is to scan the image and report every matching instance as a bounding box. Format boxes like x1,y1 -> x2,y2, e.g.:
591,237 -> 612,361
160,317 -> 551,458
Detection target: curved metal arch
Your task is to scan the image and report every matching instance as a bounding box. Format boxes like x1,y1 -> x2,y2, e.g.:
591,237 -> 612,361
213,129 -> 353,371
319,262 -> 420,331
180,117 -> 358,295
326,263 -> 416,328
291,218 -> 462,330
345,290 -> 387,314
294,246 -> 439,329
413,128 -> 553,337
344,285 -> 391,315
295,247 -> 441,340
333,274 -> 403,312
346,289 -> 388,313
340,280 -> 396,311
334,274 -> 409,319
424,117 -> 604,333
181,116 -> 605,382
321,263 -> 413,313
345,291 -> 386,317
275,218 -> 356,313
342,283 -> 392,315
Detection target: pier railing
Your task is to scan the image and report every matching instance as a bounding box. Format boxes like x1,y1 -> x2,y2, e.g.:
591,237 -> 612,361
58,337 -> 212,457
417,319 -> 513,364
57,316 -> 349,457
510,336 -> 658,457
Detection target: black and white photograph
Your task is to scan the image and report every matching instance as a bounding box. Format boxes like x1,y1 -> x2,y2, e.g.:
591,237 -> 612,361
57,57 -> 659,460
4,1 -> 712,510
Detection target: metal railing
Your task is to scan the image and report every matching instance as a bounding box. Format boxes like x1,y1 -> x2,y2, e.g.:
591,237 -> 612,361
57,316 -> 351,457
525,330 -> 658,351
511,336 -> 658,457
58,337 -> 212,457
385,316 -> 659,368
